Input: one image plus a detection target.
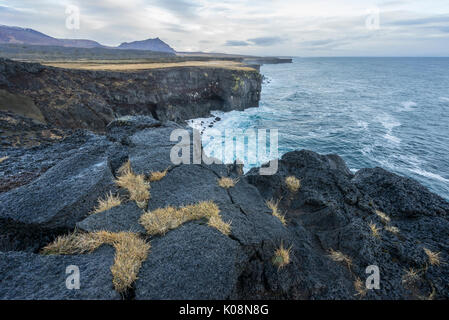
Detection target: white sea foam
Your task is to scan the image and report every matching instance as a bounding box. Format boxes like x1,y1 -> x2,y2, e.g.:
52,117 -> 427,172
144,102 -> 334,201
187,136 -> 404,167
400,101 -> 417,111
384,133 -> 401,144
410,168 -> 449,183
377,113 -> 401,145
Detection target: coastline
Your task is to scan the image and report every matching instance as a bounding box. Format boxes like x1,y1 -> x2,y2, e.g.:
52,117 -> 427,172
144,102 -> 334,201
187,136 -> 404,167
0,58 -> 448,300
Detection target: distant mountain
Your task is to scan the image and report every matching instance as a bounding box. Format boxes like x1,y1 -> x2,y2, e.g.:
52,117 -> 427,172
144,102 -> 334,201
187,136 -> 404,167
0,25 -> 177,54
118,38 -> 176,53
0,25 -> 103,48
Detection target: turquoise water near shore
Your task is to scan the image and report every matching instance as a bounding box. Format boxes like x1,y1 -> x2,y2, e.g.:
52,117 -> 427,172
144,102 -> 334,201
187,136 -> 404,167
191,58 -> 449,200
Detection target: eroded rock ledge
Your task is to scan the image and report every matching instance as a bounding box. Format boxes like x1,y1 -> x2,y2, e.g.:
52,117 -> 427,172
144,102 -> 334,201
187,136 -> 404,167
0,116 -> 448,300
0,58 -> 262,130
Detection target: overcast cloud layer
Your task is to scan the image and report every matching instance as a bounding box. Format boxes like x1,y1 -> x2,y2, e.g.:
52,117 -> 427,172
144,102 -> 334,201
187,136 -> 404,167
1,0 -> 449,56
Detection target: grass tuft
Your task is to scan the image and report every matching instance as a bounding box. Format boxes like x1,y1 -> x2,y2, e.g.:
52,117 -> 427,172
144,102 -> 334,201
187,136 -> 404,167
354,277 -> 367,298
148,169 -> 168,182
385,225 -> 400,235
115,160 -> 150,208
208,215 -> 232,236
91,192 -> 121,214
369,221 -> 381,238
41,232 -> 104,255
328,249 -> 353,270
401,267 -> 422,290
217,176 -> 239,189
273,242 -> 292,270
109,232 -> 151,293
0,156 -> 8,163
41,231 -> 150,293
266,199 -> 287,226
140,201 -> 231,236
375,210 -> 391,223
285,176 -> 301,193
423,248 -> 442,266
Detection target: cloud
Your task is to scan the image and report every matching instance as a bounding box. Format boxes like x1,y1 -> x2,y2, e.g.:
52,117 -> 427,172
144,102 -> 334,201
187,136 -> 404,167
247,36 -> 284,46
389,15 -> 449,26
224,40 -> 250,46
152,0 -> 201,18
1,0 -> 449,56
299,39 -> 335,47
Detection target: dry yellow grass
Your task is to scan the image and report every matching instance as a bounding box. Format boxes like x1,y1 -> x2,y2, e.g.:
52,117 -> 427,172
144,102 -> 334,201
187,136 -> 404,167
354,277 -> 367,298
217,177 -> 239,189
91,192 -> 121,214
109,232 -> 151,293
328,249 -> 353,270
385,225 -> 400,234
44,60 -> 256,72
115,160 -> 150,208
266,199 -> 287,226
41,231 -> 150,293
369,221 -> 381,238
148,169 -> 168,182
273,243 -> 292,270
285,176 -> 301,193
140,201 -> 231,236
208,215 -> 232,236
423,248 -> 442,266
41,232 -> 104,255
375,210 -> 391,223
0,156 -> 8,163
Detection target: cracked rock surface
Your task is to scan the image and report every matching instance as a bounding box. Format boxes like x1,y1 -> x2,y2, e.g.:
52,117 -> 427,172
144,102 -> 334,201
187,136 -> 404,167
1,116 -> 448,300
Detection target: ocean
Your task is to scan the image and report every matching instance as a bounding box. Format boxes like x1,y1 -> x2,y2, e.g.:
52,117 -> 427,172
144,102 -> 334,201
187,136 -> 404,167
190,57 -> 449,200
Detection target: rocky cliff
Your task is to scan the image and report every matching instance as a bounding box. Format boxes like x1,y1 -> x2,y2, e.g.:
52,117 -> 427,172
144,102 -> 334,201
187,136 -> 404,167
0,116 -> 448,300
0,58 -> 261,131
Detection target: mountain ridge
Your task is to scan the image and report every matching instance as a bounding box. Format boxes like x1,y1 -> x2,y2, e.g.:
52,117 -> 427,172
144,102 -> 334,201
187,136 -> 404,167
0,25 -> 175,53
118,37 -> 175,53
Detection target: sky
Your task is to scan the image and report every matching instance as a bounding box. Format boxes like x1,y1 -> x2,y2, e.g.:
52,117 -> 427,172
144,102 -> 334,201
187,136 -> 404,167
1,0 -> 449,56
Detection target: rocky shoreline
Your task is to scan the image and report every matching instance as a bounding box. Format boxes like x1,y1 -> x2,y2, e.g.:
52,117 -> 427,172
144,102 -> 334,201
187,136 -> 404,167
0,115 -> 448,300
0,59 -> 448,300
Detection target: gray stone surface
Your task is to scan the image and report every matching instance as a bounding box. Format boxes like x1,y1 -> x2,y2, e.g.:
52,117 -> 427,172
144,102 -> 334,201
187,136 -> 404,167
135,223 -> 245,300
0,246 -> 120,300
0,139 -> 114,230
77,202 -> 145,233
1,117 -> 448,299
246,150 -> 449,299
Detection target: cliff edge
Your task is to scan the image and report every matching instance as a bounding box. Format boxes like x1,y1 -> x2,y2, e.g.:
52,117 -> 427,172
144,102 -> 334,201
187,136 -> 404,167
0,58 -> 261,131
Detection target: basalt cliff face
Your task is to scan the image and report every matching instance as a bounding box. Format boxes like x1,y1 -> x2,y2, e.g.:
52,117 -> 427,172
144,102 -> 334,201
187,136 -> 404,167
0,58 -> 261,131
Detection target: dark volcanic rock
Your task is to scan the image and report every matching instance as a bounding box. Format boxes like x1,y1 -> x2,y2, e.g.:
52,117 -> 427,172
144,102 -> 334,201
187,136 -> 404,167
135,223 -> 245,300
0,58 -> 262,131
0,130 -> 104,194
353,167 -> 449,218
0,246 -> 119,300
246,150 -> 449,299
106,115 -> 161,144
77,202 -> 145,234
0,136 -> 115,251
1,117 -> 448,299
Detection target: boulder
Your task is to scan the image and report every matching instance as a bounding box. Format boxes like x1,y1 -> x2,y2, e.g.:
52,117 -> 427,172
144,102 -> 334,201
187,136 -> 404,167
0,137 -> 115,251
353,167 -> 449,218
106,115 -> 161,143
135,223 -> 245,300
